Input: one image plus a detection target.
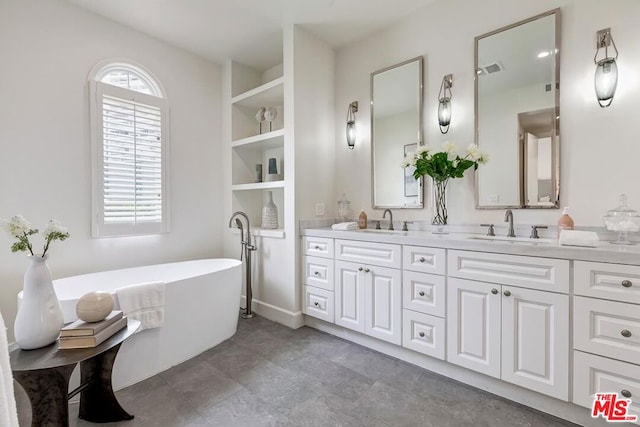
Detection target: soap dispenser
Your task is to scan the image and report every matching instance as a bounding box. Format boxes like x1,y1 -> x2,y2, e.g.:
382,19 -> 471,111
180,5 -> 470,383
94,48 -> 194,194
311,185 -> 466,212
358,210 -> 368,229
557,207 -> 574,238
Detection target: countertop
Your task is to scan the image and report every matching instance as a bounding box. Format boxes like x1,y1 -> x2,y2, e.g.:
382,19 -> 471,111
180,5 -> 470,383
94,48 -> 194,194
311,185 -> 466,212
300,227 -> 640,266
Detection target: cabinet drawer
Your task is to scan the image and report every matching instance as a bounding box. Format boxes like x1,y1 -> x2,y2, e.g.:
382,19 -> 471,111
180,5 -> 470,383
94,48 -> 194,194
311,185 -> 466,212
303,286 -> 334,323
335,239 -> 401,269
302,236 -> 334,258
302,256 -> 334,291
574,350 -> 640,421
575,261 -> 640,304
402,271 -> 445,317
402,309 -> 445,360
447,250 -> 569,293
575,296 -> 640,363
403,246 -> 446,275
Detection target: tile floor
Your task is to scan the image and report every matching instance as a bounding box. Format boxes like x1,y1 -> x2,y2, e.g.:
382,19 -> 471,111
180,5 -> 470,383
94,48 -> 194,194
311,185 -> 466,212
15,315 -> 579,426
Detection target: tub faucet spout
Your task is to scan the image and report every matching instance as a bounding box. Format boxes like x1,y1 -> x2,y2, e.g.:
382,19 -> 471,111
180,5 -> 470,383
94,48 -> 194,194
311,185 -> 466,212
228,211 -> 257,319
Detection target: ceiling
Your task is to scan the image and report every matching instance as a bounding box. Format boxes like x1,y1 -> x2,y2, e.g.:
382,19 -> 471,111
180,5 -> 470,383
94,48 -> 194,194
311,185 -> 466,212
66,0 -> 436,69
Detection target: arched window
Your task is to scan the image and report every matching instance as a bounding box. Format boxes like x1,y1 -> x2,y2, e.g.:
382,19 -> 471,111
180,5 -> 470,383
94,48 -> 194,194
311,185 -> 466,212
89,61 -> 169,237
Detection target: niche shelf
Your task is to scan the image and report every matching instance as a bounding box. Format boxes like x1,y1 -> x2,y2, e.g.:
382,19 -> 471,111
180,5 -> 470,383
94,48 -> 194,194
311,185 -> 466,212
232,129 -> 284,151
232,77 -> 284,108
231,181 -> 285,191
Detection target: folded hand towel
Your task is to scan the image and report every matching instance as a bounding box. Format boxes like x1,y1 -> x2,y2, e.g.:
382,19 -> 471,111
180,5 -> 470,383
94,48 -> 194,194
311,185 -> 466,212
0,309 -> 19,427
559,230 -> 599,247
116,281 -> 165,332
331,222 -> 358,231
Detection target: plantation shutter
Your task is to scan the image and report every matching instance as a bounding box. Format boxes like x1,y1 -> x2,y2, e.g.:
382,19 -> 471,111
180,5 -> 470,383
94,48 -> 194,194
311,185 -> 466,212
94,81 -> 168,236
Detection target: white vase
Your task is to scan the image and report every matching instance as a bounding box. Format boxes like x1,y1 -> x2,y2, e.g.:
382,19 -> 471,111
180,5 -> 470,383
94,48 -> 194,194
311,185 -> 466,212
261,191 -> 278,229
14,255 -> 64,350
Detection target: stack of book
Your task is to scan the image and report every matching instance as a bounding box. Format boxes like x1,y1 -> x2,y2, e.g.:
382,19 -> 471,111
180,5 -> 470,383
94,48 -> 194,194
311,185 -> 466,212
58,310 -> 127,349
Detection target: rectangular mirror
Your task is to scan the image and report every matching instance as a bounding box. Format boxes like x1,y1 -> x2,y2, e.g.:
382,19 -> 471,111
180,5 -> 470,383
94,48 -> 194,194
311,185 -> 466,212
475,9 -> 560,209
371,56 -> 423,208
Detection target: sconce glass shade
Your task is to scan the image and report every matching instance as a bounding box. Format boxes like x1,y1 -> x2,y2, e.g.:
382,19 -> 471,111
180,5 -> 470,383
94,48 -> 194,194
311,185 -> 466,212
438,98 -> 452,134
346,121 -> 356,149
594,58 -> 618,108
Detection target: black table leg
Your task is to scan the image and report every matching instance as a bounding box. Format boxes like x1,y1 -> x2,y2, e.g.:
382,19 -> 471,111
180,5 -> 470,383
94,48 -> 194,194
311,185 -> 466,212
78,343 -> 134,422
13,364 -> 75,427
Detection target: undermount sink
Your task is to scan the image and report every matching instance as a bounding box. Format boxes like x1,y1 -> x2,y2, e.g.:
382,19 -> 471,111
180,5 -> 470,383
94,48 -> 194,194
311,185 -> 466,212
358,229 -> 406,235
467,235 -> 553,245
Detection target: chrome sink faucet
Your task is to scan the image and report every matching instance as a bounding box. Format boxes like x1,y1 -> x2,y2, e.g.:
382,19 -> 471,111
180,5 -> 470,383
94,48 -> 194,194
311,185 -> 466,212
382,209 -> 394,230
504,209 -> 516,237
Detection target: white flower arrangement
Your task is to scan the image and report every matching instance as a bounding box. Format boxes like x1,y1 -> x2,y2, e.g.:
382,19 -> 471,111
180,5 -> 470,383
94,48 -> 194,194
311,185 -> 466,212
1,215 -> 70,257
402,142 -> 488,182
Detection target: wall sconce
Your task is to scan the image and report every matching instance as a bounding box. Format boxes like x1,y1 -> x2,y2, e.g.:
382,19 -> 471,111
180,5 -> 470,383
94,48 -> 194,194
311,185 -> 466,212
346,101 -> 358,149
438,74 -> 453,134
594,28 -> 619,108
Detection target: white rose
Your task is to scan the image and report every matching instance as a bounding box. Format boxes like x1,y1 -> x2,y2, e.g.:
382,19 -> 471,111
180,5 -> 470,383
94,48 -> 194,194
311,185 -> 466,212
415,145 -> 430,156
43,219 -> 68,237
466,144 -> 481,161
2,214 -> 32,238
442,141 -> 457,155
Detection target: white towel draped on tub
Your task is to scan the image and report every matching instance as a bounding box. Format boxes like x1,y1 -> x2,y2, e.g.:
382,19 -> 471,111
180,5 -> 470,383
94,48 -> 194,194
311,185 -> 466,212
0,309 -> 19,427
116,281 -> 166,332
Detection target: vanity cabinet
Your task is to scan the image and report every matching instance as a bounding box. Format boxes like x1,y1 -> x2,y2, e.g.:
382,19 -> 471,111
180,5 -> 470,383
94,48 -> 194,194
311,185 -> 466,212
401,245 -> 447,360
334,239 -> 402,345
302,237 -> 335,322
447,250 -> 570,401
334,260 -> 402,345
573,261 -> 640,418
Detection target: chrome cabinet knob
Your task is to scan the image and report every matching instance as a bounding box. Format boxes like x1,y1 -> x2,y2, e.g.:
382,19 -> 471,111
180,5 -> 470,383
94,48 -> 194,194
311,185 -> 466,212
491,289 -> 498,295
419,257 -> 426,263
621,329 -> 632,338
358,267 -> 363,271
622,390 -> 632,398
622,280 -> 633,288
314,271 -> 320,276
364,268 -> 370,273
419,332 -> 425,338
314,245 -> 321,250
419,291 -> 425,297
313,302 -> 319,307
503,290 -> 511,297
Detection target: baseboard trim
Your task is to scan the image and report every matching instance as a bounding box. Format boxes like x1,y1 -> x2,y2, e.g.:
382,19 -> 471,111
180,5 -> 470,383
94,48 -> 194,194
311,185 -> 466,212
304,316 -> 606,427
240,296 -> 304,329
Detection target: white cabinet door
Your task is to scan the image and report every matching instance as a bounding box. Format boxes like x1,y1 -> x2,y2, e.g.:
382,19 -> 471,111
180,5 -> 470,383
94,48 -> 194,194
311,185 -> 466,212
447,278 -> 501,378
501,287 -> 569,401
402,270 -> 445,317
335,239 -> 401,268
302,285 -> 334,323
335,260 -> 365,333
365,265 -> 402,345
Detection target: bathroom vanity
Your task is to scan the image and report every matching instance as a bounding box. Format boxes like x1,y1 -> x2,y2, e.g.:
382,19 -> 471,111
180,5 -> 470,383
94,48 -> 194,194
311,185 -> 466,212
300,228 -> 640,425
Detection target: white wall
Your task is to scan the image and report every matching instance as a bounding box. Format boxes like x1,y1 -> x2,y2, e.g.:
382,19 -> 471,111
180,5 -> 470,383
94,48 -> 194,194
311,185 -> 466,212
0,0 -> 223,339
335,0 -> 640,227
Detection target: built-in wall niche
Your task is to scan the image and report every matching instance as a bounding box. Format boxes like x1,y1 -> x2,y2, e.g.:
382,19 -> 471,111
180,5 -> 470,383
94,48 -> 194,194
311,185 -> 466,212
231,131 -> 284,186
232,188 -> 285,237
231,62 -> 284,141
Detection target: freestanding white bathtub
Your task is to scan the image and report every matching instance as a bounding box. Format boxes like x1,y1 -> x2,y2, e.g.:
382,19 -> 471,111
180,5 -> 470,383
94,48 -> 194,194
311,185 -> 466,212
50,258 -> 242,389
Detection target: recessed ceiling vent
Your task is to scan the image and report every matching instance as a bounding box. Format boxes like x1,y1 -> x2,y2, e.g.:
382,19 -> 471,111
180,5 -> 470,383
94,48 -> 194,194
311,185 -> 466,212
478,62 -> 504,75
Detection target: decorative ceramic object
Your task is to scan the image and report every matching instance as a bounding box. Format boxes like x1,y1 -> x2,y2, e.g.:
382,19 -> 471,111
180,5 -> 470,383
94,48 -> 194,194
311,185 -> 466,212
265,157 -> 283,182
76,291 -> 115,322
255,107 -> 266,134
255,164 -> 263,183
14,255 -> 64,349
268,157 -> 277,175
262,191 -> 278,229
264,107 -> 277,132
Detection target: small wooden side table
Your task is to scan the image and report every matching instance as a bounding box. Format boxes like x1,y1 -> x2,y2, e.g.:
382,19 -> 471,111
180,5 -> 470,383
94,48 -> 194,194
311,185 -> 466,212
10,319 -> 140,426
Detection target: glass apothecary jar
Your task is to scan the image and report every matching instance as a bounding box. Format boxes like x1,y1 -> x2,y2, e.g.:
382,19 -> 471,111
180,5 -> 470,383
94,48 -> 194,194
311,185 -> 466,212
337,193 -> 352,221
604,194 -> 640,245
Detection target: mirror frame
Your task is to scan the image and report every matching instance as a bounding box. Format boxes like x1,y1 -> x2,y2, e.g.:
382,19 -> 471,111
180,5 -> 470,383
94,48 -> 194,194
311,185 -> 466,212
371,56 -> 424,209
474,8 -> 561,209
